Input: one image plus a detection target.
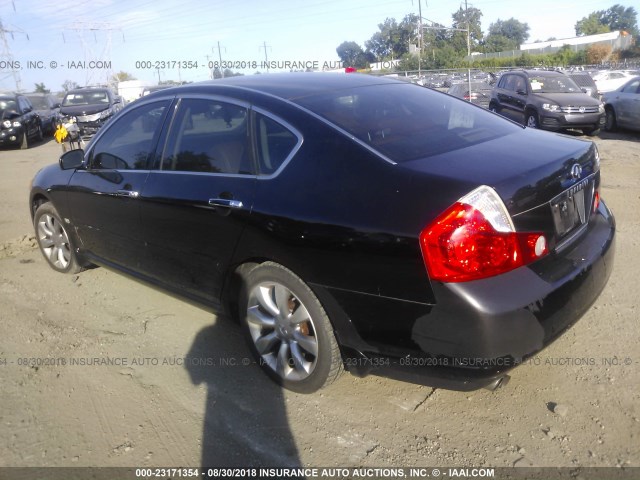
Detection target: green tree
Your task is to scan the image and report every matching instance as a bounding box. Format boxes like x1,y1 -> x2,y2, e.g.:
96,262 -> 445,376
576,5 -> 638,36
336,41 -> 370,68
62,79 -> 79,91
487,18 -> 530,45
575,12 -> 610,36
483,34 -> 518,52
451,6 -> 483,53
111,71 -> 136,83
365,15 -> 419,61
601,4 -> 638,36
34,82 -> 50,93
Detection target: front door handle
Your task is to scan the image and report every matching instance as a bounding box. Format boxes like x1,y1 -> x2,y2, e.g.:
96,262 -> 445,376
208,198 -> 243,209
116,190 -> 139,198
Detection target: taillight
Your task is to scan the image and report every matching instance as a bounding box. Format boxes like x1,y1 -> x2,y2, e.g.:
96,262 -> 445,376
593,189 -> 600,212
420,185 -> 548,283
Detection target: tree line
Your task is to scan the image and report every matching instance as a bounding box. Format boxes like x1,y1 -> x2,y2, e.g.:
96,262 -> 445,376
336,4 -> 638,69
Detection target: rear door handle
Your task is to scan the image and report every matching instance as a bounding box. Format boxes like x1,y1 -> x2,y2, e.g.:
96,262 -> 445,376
208,198 -> 243,209
116,190 -> 139,198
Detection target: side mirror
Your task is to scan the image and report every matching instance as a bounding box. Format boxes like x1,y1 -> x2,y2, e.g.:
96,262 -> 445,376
59,149 -> 85,170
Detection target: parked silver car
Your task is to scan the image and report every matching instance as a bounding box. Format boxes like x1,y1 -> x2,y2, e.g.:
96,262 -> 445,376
602,76 -> 640,132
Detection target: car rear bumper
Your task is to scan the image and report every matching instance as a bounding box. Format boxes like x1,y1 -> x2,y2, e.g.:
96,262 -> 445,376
318,200 -> 615,390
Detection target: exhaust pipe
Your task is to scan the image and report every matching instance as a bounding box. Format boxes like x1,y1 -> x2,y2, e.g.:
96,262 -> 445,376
484,375 -> 510,391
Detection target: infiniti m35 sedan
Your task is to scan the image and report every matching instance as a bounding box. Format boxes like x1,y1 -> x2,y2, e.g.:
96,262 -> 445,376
30,73 -> 615,393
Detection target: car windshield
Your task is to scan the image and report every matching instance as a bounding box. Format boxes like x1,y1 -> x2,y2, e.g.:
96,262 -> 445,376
529,76 -> 581,93
26,97 -> 49,109
62,91 -> 109,106
296,83 -> 521,163
0,98 -> 18,110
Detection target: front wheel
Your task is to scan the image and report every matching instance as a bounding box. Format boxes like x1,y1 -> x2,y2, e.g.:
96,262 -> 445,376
239,262 -> 343,393
525,111 -> 539,129
34,203 -> 83,274
605,108 -> 617,132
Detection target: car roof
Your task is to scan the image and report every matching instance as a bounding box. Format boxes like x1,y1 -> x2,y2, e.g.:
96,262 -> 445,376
158,72 -> 407,101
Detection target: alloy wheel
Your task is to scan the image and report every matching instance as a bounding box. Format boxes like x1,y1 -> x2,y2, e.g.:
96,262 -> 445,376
246,281 -> 319,382
37,213 -> 71,270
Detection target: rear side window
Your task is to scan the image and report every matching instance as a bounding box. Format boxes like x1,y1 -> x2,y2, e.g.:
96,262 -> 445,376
255,112 -> 299,175
296,83 -> 520,163
90,101 -> 169,170
162,98 -> 252,175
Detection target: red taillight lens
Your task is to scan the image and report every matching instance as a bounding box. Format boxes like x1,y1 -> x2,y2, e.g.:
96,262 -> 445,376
593,189 -> 600,212
420,186 -> 548,283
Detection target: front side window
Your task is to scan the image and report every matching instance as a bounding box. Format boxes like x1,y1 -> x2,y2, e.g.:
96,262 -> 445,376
89,101 -> 169,170
622,79 -> 640,94
162,98 -> 251,174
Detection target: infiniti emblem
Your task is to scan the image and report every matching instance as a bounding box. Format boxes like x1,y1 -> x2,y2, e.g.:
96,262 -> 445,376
570,163 -> 582,180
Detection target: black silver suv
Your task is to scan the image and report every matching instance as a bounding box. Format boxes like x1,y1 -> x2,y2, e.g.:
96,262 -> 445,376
489,70 -> 605,136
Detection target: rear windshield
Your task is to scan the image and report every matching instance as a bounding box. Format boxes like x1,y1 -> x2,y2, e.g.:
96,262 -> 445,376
295,83 -> 520,162
26,96 -> 49,109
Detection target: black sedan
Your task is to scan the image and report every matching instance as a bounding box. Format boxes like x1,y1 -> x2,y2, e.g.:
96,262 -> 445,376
25,94 -> 62,135
29,73 -> 615,393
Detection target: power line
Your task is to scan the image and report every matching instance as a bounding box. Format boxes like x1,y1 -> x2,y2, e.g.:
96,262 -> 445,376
0,17 -> 28,91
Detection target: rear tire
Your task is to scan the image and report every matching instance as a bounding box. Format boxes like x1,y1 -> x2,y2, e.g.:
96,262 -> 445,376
34,203 -> 83,274
239,262 -> 343,393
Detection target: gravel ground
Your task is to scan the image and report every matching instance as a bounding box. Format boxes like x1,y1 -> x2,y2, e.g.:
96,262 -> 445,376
0,133 -> 638,472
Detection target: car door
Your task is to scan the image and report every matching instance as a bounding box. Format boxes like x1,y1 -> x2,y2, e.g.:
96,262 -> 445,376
496,74 -> 525,122
616,78 -> 640,128
66,99 -> 172,270
138,96 -> 257,305
18,96 -> 38,137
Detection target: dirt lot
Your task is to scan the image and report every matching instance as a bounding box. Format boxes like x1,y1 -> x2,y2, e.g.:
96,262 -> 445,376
0,133 -> 639,472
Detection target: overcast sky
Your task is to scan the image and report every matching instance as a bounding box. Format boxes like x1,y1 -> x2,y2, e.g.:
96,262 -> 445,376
0,0 -> 628,92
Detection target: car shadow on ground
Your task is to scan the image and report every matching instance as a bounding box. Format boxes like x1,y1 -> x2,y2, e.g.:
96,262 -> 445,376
597,129 -> 640,143
184,318 -> 301,468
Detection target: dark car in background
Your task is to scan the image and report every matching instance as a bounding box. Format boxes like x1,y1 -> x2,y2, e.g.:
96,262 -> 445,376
490,70 -> 605,135
0,93 -> 42,149
447,81 -> 493,108
602,76 -> 640,132
26,94 -> 61,135
60,87 -> 122,137
567,72 -> 599,99
30,74 -> 615,393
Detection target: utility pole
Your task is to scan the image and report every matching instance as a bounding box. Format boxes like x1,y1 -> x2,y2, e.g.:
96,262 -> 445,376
417,0 -> 422,77
213,41 -> 226,77
63,22 -> 121,86
259,41 -> 271,72
0,18 -> 28,92
465,0 -> 472,103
